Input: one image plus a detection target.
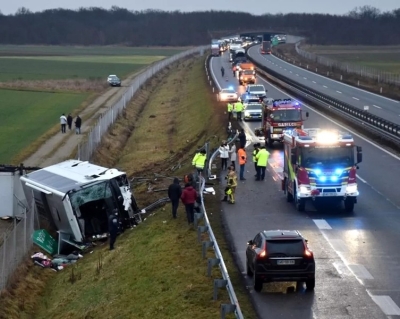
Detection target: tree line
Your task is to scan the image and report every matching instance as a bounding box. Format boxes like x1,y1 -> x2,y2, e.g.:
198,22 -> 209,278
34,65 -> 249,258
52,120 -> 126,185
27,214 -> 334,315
0,5 -> 399,46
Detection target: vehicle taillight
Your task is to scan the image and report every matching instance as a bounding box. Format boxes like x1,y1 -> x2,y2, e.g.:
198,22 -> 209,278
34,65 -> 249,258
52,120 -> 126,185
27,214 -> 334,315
257,242 -> 267,260
304,249 -> 313,258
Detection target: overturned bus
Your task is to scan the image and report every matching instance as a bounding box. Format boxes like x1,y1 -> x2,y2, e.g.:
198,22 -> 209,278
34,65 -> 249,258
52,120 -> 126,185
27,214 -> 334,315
20,160 -> 139,244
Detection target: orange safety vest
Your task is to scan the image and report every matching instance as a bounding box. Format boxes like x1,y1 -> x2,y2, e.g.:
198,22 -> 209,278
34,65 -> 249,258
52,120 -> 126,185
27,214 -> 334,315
238,148 -> 247,165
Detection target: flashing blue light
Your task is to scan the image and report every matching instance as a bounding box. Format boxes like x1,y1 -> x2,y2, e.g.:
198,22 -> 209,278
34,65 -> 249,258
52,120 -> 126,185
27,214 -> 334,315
294,102 -> 299,106
228,86 -> 234,90
319,176 -> 327,182
314,169 -> 322,176
331,176 -> 338,182
335,168 -> 343,175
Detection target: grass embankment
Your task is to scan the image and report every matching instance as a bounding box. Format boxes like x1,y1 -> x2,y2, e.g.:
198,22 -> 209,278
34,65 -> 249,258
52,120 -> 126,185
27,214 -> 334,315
0,55 -> 257,318
275,43 -> 400,100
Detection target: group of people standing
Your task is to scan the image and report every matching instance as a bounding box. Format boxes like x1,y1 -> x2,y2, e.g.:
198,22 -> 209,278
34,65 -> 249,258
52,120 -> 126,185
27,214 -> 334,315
227,100 -> 244,121
60,113 -> 82,134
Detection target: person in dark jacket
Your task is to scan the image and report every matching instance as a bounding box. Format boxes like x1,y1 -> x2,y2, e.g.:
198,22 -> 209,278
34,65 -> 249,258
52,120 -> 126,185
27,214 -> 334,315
75,115 -> 82,134
67,113 -> 73,130
238,129 -> 246,149
181,183 -> 198,225
168,177 -> 182,219
108,209 -> 119,250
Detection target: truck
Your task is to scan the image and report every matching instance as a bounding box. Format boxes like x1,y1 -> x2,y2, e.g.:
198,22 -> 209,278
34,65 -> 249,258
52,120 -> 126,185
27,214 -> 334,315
255,99 -> 309,147
20,160 -> 140,246
282,128 -> 363,213
211,44 -> 220,57
261,41 -> 272,54
238,68 -> 256,85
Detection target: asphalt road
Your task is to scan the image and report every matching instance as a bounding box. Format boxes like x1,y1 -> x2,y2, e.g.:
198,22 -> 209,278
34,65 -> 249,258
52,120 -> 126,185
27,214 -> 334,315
247,45 -> 400,125
210,52 -> 400,319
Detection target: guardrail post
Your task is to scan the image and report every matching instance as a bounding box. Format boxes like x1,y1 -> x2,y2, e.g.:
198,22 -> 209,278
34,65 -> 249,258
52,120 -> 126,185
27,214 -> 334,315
194,212 -> 204,227
202,241 -> 214,259
340,75 -> 343,81
212,87 -> 214,93
209,80 -> 212,86
221,304 -> 237,319
197,225 -> 208,242
380,87 -> 383,94
207,258 -> 220,276
213,279 -> 227,300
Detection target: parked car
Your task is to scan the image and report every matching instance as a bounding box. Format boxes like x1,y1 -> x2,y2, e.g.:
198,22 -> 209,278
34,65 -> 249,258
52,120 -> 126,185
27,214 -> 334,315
243,103 -> 262,121
218,88 -> 238,102
246,230 -> 315,292
107,75 -> 121,87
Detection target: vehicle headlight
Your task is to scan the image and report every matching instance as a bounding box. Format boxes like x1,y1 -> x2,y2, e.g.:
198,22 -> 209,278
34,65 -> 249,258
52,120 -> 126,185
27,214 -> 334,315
346,184 -> 357,193
244,111 -> 250,116
300,186 -> 310,193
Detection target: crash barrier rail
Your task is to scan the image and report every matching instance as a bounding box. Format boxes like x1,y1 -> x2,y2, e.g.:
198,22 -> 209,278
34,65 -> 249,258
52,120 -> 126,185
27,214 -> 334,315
246,49 -> 400,145
76,45 -> 208,161
196,55 -> 244,319
0,198 -> 37,291
294,42 -> 400,87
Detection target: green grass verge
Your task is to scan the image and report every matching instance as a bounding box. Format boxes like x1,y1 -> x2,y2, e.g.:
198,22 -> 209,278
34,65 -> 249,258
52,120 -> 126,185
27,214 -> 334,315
0,45 -> 188,56
0,89 -> 89,163
0,56 -> 160,82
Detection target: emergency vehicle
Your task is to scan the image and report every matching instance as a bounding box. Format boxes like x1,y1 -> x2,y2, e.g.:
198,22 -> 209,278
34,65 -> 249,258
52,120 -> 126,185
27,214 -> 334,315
282,128 -> 363,212
255,99 -> 309,147
238,62 -> 256,85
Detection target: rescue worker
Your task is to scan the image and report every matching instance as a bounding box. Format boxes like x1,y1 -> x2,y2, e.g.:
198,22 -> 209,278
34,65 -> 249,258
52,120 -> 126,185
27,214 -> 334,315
229,142 -> 237,171
252,143 -> 260,176
108,209 -> 119,250
192,149 -> 207,179
227,102 -> 233,121
238,146 -> 247,180
222,166 -> 238,204
234,100 -> 244,121
255,145 -> 270,181
221,66 -> 225,77
238,129 -> 246,148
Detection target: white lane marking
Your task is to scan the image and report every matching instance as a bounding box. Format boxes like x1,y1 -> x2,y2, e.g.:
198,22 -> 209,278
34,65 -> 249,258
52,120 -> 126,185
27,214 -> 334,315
313,219 -> 332,230
253,71 -> 400,162
373,104 -> 382,109
312,81 -> 316,83
368,294 -> 400,316
296,74 -> 299,76
290,71 -> 293,73
348,264 -> 374,280
303,77 -> 307,80
284,68 -> 287,71
329,239 -> 349,252
336,90 -> 342,94
333,261 -> 353,277
357,175 -> 367,183
323,85 -> 328,88
253,48 -> 400,105
353,97 -> 360,100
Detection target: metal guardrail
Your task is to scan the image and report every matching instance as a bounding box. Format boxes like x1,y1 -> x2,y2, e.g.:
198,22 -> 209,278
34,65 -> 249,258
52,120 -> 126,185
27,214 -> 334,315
194,54 -> 244,319
246,47 -> 400,145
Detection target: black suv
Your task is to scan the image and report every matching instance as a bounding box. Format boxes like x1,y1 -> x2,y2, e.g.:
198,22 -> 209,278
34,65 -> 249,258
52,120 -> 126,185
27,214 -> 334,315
246,230 -> 315,292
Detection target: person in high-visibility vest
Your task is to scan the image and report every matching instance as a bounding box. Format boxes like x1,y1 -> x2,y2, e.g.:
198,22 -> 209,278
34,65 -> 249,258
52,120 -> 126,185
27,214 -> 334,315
222,167 -> 238,203
192,149 -> 207,174
234,101 -> 244,121
227,103 -> 233,121
255,145 -> 270,181
238,146 -> 247,180
252,143 -> 260,177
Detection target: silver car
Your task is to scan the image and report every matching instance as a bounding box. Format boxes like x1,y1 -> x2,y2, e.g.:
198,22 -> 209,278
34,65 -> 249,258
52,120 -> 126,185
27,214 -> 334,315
243,103 -> 263,121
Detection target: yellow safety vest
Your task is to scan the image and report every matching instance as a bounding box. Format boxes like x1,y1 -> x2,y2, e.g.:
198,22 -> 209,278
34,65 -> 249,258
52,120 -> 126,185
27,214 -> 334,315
227,103 -> 233,112
256,149 -> 270,167
235,102 -> 244,112
252,149 -> 259,162
193,153 -> 206,169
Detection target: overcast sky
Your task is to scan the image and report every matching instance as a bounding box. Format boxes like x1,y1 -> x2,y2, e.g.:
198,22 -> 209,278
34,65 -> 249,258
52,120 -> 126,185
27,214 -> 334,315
1,0 -> 399,15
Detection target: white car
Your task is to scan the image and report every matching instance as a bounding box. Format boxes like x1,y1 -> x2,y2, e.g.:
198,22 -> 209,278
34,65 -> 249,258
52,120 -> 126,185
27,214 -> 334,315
218,88 -> 239,102
245,84 -> 267,99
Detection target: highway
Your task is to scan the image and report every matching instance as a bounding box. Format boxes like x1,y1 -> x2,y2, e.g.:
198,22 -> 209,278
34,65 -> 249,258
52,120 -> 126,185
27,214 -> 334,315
210,52 -> 400,319
247,45 -> 400,125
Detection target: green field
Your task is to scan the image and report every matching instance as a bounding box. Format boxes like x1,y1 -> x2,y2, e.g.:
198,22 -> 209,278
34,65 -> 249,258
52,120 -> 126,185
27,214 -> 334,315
0,56 -> 162,81
303,45 -> 400,73
0,89 -> 89,163
0,45 -> 187,56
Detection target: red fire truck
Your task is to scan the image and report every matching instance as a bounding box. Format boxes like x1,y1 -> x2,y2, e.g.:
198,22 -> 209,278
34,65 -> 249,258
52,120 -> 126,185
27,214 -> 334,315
282,128 -> 363,213
255,99 -> 309,147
